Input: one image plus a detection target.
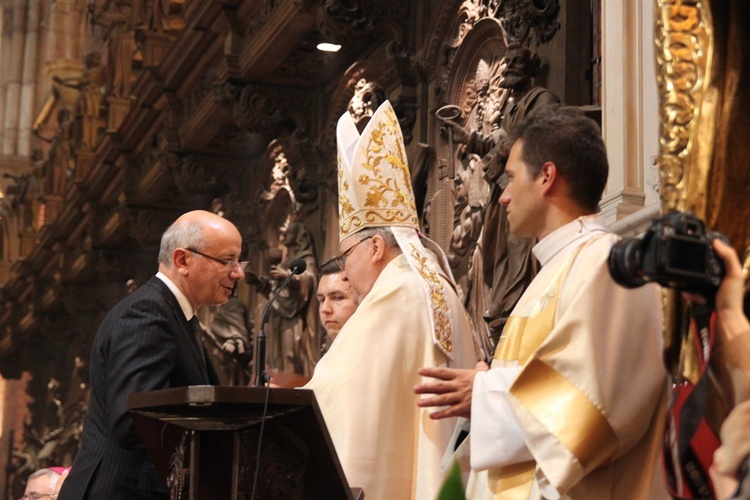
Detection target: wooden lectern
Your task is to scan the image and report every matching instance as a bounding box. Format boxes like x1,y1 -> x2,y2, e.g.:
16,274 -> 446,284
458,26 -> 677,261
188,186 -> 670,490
127,385 -> 364,500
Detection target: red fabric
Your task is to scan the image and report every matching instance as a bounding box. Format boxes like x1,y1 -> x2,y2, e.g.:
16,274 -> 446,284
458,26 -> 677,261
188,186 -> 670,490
663,310 -> 720,499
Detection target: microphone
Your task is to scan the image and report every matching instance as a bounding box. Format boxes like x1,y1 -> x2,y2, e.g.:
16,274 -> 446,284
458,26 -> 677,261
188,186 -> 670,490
253,258 -> 307,386
288,258 -> 307,275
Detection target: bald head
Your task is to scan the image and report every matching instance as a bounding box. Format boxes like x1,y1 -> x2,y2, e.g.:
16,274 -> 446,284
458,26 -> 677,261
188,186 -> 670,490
158,210 -> 241,266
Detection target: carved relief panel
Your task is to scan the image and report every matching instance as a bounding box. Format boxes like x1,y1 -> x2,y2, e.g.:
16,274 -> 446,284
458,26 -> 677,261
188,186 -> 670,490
427,0 -> 561,345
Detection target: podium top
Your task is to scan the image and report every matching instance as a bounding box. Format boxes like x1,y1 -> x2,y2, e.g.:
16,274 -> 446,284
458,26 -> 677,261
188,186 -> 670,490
128,385 -> 315,408
128,385 -> 318,430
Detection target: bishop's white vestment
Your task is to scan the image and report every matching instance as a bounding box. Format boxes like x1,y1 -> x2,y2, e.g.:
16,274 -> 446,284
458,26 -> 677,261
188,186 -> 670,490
305,254 -> 479,500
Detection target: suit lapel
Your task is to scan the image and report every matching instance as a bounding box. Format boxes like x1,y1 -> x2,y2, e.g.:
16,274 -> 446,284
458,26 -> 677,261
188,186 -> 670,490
147,277 -> 212,384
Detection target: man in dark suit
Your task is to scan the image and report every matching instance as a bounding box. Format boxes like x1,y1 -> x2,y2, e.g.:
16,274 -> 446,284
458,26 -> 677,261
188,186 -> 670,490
58,210 -> 247,499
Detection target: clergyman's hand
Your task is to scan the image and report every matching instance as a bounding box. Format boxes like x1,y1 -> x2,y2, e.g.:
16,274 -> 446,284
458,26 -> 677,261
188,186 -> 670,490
414,361 -> 489,420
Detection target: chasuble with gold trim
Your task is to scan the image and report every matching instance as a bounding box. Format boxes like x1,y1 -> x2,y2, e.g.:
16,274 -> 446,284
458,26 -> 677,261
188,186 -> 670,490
467,215 -> 669,499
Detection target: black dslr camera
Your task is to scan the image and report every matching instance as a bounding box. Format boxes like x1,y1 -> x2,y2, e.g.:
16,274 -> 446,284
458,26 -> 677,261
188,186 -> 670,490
608,211 -> 728,293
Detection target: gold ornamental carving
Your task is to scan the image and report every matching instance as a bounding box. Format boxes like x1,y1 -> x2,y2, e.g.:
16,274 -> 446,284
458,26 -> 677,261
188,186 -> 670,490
655,1 -> 715,386
654,0 -> 715,218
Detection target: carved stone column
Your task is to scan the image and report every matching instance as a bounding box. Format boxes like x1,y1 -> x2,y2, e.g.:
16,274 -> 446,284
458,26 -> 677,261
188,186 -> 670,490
2,0 -> 29,155
18,0 -> 40,157
599,0 -> 658,224
0,4 -> 12,153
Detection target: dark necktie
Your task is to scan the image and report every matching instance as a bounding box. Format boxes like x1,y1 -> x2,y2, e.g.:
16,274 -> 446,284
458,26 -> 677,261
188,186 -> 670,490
189,316 -> 208,373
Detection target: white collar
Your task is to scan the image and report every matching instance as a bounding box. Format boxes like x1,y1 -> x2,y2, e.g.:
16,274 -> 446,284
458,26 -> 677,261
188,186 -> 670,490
155,272 -> 195,320
532,214 -> 608,266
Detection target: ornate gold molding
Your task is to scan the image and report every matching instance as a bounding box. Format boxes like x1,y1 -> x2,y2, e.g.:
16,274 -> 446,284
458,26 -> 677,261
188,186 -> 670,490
654,0 -> 716,217
655,0 -> 715,386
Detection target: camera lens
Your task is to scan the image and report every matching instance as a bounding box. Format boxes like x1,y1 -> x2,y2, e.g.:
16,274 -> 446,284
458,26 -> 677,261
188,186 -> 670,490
608,237 -> 648,288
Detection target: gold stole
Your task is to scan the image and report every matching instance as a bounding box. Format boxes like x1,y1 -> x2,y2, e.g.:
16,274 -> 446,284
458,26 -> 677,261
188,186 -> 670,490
487,238 -> 617,499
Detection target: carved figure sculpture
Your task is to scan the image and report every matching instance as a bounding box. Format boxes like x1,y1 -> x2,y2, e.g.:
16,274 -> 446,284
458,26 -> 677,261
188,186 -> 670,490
141,0 -> 171,32
442,44 -> 559,342
200,297 -> 253,386
270,152 -> 289,193
79,53 -> 105,149
348,78 -> 386,132
43,109 -> 76,196
94,0 -> 136,98
55,52 -> 105,150
264,221 -> 319,376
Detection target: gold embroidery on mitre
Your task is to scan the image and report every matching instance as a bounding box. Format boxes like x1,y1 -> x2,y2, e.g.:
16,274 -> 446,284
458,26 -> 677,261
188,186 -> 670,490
337,101 -> 418,240
338,159 -> 354,217
337,144 -> 362,235
409,243 -> 452,354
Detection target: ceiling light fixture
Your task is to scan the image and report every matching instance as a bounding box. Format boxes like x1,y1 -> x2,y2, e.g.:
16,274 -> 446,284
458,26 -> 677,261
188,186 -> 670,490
316,42 -> 342,53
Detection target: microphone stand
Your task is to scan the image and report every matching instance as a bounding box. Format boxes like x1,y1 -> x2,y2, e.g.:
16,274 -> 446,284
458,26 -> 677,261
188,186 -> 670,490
254,270 -> 297,387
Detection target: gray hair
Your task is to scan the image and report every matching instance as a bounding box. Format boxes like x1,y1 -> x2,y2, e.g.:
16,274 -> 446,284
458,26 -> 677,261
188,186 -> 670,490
353,227 -> 399,250
157,219 -> 206,265
27,468 -> 60,487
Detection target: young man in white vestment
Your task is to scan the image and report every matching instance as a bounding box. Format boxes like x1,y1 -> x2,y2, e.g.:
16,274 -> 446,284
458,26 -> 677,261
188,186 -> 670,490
415,105 -> 670,499
303,100 -> 481,499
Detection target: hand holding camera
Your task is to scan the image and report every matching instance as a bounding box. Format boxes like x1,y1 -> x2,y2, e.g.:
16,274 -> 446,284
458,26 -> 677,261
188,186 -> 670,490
711,238 -> 750,342
620,212 -> 750,497
608,210 -> 748,339
608,211 -> 729,298
703,235 -> 750,499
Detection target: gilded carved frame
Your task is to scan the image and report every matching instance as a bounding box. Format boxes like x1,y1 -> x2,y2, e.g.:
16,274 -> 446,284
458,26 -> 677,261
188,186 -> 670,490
655,0 -> 750,253
655,0 -> 750,392
654,0 -> 715,218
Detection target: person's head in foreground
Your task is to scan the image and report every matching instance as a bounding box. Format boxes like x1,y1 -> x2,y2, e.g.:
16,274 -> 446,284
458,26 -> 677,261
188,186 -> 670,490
22,468 -> 60,500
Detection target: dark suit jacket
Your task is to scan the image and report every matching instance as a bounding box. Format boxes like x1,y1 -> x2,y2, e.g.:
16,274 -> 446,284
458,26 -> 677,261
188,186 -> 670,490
58,276 -> 219,499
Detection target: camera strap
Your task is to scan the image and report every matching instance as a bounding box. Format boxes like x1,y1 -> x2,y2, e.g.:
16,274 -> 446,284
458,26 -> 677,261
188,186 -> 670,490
663,306 -> 720,499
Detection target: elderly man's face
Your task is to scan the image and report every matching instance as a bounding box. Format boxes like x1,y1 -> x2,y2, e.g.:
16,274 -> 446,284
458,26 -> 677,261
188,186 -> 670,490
317,272 -> 359,340
184,226 -> 245,309
338,234 -> 378,298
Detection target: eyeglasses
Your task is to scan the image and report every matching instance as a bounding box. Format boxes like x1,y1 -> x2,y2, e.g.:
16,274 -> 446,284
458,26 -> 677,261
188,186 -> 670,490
186,248 -> 248,271
334,236 -> 373,269
19,494 -> 56,500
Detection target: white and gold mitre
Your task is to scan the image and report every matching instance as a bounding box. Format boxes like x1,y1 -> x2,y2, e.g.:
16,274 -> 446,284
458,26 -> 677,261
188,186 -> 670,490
336,100 -> 419,241
336,100 -> 473,359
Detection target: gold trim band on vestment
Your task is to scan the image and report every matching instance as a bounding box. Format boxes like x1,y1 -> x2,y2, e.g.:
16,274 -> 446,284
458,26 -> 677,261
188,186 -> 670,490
509,357 -> 619,473
488,461 -> 536,499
